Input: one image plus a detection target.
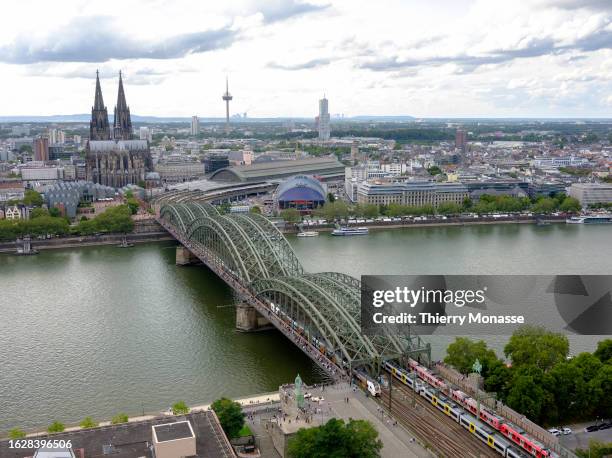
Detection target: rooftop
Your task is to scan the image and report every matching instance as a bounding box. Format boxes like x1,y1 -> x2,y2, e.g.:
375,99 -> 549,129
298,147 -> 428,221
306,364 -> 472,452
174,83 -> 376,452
210,157 -> 345,182
0,411 -> 235,458
153,421 -> 194,443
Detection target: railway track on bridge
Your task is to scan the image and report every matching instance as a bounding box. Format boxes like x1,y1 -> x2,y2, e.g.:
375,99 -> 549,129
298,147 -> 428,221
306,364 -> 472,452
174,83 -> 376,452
379,383 -> 498,458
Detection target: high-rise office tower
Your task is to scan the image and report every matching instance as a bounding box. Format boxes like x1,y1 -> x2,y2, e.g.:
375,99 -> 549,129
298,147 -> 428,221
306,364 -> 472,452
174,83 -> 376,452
222,77 -> 232,133
139,127 -> 152,142
191,116 -> 200,136
34,136 -> 49,161
318,96 -> 330,141
455,129 -> 467,151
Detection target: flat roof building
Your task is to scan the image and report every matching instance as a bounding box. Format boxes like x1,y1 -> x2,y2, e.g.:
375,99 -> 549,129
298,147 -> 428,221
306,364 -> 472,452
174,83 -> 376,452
210,157 -> 345,183
569,182 -> 612,207
357,181 -> 468,207
153,420 -> 196,458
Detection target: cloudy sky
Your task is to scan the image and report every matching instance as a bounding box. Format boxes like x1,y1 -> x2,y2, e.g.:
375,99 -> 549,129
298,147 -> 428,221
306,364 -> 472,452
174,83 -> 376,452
1,0 -> 611,118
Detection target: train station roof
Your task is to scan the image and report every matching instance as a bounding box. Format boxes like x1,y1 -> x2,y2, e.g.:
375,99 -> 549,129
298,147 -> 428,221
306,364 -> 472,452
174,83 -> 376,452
210,157 -> 345,183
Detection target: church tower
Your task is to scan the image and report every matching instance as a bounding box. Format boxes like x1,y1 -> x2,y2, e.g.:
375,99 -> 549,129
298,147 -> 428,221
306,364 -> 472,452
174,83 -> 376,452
89,70 -> 111,140
113,71 -> 133,140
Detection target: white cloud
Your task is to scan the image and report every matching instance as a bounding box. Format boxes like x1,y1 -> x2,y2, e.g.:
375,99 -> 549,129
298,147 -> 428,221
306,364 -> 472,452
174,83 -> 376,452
0,0 -> 610,117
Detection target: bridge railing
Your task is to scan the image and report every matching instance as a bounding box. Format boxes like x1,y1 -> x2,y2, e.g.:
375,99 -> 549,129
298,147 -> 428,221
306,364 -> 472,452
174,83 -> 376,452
159,218 -> 347,380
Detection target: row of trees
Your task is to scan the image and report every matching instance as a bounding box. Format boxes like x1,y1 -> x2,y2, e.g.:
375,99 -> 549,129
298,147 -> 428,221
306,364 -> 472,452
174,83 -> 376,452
279,194 -> 581,223
0,205 -> 135,241
444,327 -> 612,425
8,412 -> 130,439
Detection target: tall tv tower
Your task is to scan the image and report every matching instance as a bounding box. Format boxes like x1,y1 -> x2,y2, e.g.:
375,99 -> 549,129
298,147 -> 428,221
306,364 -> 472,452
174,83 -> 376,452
222,76 -> 233,133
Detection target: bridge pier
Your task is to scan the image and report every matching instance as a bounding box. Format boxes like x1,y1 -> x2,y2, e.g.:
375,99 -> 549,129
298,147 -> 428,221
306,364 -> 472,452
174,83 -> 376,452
236,303 -> 271,332
175,245 -> 198,265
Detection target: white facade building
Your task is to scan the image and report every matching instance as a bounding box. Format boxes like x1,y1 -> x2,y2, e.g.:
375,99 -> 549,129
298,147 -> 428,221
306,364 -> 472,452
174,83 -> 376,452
569,183 -> 612,207
318,97 -> 330,140
191,116 -> 200,136
139,127 -> 152,142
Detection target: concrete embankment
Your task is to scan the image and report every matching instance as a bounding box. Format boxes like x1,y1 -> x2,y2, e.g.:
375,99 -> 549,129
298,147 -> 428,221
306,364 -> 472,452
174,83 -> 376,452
283,215 -> 567,233
0,218 -> 175,253
0,232 -> 175,253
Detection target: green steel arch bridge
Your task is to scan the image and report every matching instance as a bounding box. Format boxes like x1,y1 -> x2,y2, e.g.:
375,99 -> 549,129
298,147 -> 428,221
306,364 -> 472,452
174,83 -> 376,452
157,201 -> 430,378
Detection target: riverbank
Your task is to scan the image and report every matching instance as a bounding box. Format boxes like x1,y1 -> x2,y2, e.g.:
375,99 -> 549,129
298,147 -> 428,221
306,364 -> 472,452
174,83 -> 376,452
5,391 -> 281,439
0,215 -> 570,253
0,231 -> 174,253
283,214 -> 568,233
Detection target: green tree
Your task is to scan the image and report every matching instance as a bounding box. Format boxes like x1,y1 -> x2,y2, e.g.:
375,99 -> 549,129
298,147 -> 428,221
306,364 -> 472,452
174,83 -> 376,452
531,197 -> 557,214
74,205 -> 134,235
484,360 -> 512,398
8,428 -> 26,439
49,207 -> 61,218
29,207 -> 50,219
218,202 -> 232,214
111,413 -> 129,424
23,189 -> 43,207
249,206 -> 261,214
506,373 -> 547,422
80,416 -> 98,429
444,337 -> 500,375
327,192 -> 336,203
126,197 -> 140,215
576,440 -> 612,458
591,364 -> 612,419
594,339 -> 612,363
47,421 -> 65,433
280,208 -> 301,223
437,202 -> 461,215
559,197 -> 581,213
171,401 -> 189,415
211,397 -> 245,439
504,325 -> 569,371
287,418 -> 382,458
427,165 -> 442,176
362,204 -> 379,219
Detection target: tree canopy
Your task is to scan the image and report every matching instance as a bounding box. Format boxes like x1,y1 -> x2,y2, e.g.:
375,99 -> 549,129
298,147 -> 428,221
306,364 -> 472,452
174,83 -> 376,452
504,325 -> 569,371
444,329 -> 611,425
171,401 -> 189,415
211,397 -> 245,439
287,418 -> 382,458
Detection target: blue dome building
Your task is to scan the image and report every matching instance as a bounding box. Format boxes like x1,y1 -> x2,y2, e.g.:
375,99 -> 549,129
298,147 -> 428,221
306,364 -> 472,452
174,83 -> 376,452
276,175 -> 326,213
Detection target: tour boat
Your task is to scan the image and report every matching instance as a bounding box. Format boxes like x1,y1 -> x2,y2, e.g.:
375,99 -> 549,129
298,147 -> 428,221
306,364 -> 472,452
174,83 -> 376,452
566,215 -> 612,224
297,231 -> 319,237
331,227 -> 369,236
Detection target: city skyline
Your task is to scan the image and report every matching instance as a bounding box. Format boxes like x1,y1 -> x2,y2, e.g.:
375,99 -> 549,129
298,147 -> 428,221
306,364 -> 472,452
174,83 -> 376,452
0,0 -> 612,118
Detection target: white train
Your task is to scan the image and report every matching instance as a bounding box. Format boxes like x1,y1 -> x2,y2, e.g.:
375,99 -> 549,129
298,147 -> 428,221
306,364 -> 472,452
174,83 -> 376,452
354,369 -> 382,397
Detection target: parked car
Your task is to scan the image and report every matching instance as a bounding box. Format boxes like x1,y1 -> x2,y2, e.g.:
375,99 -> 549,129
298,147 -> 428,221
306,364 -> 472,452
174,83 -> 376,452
548,428 -> 561,437
585,425 -> 599,433
562,427 -> 572,435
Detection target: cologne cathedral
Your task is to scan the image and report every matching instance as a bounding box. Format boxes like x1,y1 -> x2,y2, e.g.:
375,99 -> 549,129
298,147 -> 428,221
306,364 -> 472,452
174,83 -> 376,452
86,71 -> 152,187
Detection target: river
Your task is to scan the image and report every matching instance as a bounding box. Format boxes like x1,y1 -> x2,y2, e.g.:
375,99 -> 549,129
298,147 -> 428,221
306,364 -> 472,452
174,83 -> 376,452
0,222 -> 609,431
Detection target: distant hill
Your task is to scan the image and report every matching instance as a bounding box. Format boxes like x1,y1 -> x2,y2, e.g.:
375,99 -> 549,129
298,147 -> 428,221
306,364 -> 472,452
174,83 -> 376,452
0,114 -> 416,123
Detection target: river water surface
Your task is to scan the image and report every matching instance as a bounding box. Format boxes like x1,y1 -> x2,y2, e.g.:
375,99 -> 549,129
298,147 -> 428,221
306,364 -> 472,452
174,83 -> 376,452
0,223 -> 609,431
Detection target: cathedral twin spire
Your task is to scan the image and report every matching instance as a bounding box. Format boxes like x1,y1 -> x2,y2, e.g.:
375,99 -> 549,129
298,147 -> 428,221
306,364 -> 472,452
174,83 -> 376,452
89,71 -> 133,141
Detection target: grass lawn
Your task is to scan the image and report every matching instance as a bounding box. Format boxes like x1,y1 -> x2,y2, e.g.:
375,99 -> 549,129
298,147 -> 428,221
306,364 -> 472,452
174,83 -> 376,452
238,425 -> 253,437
